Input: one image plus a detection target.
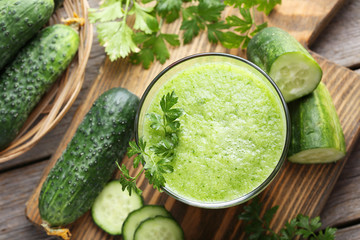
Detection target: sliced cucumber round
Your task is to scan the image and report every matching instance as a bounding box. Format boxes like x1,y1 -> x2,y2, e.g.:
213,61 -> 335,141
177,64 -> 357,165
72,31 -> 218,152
247,27 -> 322,102
269,52 -> 322,102
91,180 -> 143,235
134,216 -> 184,240
122,205 -> 172,240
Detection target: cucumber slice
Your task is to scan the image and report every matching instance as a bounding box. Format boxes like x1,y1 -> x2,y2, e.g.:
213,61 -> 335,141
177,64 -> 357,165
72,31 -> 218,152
122,205 -> 172,240
134,216 -> 184,240
247,27 -> 322,102
91,180 -> 143,235
269,52 -> 322,102
288,82 -> 346,164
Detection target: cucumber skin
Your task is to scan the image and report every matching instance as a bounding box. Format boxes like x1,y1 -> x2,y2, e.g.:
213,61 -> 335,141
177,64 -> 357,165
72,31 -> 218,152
39,88 -> 140,227
0,0 -> 54,70
0,24 -> 79,150
288,82 -> 346,160
246,27 -> 320,74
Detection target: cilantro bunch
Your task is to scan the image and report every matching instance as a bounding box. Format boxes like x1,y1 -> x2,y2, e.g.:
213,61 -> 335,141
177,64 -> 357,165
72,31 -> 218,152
239,197 -> 337,240
89,0 -> 281,68
118,91 -> 183,195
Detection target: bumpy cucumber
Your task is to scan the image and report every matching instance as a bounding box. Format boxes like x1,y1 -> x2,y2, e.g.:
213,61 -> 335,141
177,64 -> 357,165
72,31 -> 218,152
0,0 -> 54,70
39,88 -> 139,227
247,27 -> 322,102
0,24 -> 79,151
122,205 -> 172,240
92,180 -> 143,235
134,216 -> 184,240
288,82 -> 346,163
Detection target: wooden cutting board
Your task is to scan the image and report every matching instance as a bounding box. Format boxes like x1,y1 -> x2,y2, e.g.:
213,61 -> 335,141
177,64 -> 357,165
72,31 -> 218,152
26,0 -> 360,239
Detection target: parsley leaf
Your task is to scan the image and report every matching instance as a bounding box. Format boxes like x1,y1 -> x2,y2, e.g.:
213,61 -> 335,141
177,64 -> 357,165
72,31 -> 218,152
207,21 -> 229,44
156,0 -> 182,23
221,0 -> 279,48
180,0 -> 226,44
160,91 -> 183,132
97,21 -> 140,60
127,140 -> 146,168
90,0 -> 282,66
162,33 -> 181,46
197,0 -> 225,22
89,1 -> 123,22
217,31 -> 244,48
226,10 -> 252,34
180,17 -> 201,44
90,0 -> 141,61
117,162 -> 143,196
131,2 -> 159,34
257,0 -> 282,15
150,139 -> 175,157
147,112 -> 162,130
239,197 -> 337,240
119,92 -> 183,195
160,91 -> 178,112
153,36 -> 171,63
131,32 -> 180,69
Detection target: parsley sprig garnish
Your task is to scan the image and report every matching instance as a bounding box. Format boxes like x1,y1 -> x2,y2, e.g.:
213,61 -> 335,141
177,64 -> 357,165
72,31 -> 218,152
239,197 -> 337,240
118,91 -> 183,195
89,0 -> 281,68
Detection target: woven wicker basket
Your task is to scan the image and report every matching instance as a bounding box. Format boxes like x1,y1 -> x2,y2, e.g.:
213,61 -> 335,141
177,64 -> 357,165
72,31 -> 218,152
0,0 -> 93,163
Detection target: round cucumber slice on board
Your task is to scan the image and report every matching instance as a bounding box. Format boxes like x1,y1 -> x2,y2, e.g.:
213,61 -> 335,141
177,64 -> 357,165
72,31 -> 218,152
122,205 -> 172,240
288,82 -> 346,163
91,180 -> 143,235
247,27 -> 322,102
134,216 -> 184,240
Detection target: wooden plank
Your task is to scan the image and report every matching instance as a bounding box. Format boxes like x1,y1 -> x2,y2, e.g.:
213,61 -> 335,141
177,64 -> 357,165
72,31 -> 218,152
312,0 -> 360,68
25,0 -> 360,237
263,0 -> 346,46
336,224 -> 360,240
320,135 -> 360,228
0,161 -> 55,240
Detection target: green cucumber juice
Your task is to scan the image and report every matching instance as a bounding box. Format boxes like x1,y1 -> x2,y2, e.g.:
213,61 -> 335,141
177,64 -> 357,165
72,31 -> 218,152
142,61 -> 287,203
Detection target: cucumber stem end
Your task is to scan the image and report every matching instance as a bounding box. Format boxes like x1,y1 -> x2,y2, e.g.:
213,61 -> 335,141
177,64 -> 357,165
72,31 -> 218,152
41,222 -> 72,240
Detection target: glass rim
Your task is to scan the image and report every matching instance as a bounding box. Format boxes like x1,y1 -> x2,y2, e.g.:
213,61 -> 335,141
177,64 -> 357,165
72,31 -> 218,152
135,52 -> 291,209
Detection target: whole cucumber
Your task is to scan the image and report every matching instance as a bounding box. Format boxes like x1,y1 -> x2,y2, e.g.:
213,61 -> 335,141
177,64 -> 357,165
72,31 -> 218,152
0,0 -> 54,70
39,88 -> 140,227
0,24 -> 79,150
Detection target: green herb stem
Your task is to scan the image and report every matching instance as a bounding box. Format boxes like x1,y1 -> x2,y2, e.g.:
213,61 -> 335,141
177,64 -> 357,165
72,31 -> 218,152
134,167 -> 145,180
122,0 -> 131,24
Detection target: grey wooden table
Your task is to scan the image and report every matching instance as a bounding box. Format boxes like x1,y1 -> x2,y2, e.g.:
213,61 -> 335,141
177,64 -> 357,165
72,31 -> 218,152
1,0 -> 360,239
